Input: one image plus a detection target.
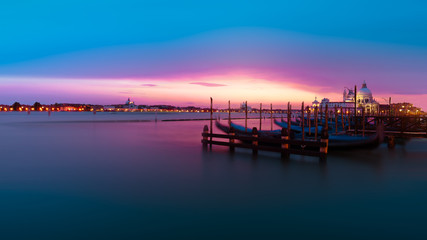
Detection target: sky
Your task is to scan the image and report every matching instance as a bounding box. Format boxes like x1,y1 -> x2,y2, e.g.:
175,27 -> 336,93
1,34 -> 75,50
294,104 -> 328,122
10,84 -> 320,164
1,0 -> 426,109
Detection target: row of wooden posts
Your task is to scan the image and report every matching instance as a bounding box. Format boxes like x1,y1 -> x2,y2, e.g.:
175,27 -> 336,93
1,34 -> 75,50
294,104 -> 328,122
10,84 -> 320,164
203,97 -> 427,160
205,98 -> 334,161
208,84 -> 364,139
202,124 -> 329,161
209,97 -> 371,141
211,99 -> 427,139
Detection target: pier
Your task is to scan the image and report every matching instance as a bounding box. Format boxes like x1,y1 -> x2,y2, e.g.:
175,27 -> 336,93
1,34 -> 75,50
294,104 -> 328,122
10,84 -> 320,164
349,115 -> 427,138
201,126 -> 329,161
201,100 -> 330,161
201,98 -> 426,161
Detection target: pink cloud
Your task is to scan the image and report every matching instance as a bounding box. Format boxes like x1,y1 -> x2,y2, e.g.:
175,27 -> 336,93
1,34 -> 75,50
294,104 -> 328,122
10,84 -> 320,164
190,82 -> 226,87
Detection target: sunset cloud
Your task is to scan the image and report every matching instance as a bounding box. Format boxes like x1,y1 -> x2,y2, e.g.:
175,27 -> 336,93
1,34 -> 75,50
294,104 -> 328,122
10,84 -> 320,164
141,84 -> 157,87
190,82 -> 227,87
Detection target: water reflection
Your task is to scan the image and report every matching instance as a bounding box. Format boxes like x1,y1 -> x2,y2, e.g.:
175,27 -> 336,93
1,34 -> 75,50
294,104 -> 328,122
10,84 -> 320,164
0,112 -> 426,239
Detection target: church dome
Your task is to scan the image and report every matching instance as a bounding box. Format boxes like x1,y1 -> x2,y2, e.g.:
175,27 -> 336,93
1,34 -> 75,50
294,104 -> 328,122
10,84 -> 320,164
358,81 -> 372,98
312,97 -> 319,105
357,81 -> 374,105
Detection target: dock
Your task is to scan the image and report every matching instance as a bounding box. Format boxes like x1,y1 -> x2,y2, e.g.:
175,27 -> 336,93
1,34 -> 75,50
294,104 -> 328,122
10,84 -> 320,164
201,126 -> 329,161
202,101 -> 330,161
201,98 -> 426,160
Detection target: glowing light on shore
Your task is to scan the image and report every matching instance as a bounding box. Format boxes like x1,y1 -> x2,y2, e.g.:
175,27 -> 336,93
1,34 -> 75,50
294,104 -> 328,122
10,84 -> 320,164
0,75 -> 319,107
0,75 -> 426,110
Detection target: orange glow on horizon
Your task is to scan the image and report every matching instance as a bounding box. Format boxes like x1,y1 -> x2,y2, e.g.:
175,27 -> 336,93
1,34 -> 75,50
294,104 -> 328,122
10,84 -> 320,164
1,76 -> 426,110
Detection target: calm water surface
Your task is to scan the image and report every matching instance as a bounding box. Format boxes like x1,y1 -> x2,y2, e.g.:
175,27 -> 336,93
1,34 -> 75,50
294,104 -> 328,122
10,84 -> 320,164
0,112 -> 426,239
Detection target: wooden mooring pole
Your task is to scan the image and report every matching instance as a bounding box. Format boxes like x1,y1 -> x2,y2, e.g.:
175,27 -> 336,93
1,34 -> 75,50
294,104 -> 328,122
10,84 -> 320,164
388,136 -> 395,149
281,127 -> 290,159
425,117 -> 427,137
287,102 -> 291,137
315,106 -> 318,140
347,108 -> 351,131
325,104 -> 329,131
259,103 -> 262,131
270,103 -> 273,131
210,97 -> 213,148
308,108 -> 311,135
320,105 -> 323,128
229,127 -> 235,152
203,125 -> 208,150
245,101 -> 248,133
228,100 -> 231,128
252,127 -> 258,155
334,105 -> 338,134
301,102 -> 305,141
341,106 -> 344,130
354,85 -> 358,134
320,127 -> 329,162
362,107 -> 365,136
203,113 -> 330,161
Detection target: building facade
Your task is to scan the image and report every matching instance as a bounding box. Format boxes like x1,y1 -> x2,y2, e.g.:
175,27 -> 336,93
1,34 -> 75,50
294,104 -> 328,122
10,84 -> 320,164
123,98 -> 137,109
313,81 -> 379,114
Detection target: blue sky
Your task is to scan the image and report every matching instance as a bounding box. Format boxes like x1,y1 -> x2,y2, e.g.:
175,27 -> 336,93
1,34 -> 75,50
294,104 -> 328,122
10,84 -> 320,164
2,0 -> 426,64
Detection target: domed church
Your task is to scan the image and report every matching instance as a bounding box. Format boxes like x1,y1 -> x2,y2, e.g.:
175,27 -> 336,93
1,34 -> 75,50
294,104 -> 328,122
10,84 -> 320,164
343,81 -> 379,113
123,98 -> 137,109
314,81 -> 379,114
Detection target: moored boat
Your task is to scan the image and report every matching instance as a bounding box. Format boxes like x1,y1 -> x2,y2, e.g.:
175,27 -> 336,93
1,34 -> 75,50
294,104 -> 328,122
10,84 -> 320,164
216,120 -> 384,151
274,119 -> 322,134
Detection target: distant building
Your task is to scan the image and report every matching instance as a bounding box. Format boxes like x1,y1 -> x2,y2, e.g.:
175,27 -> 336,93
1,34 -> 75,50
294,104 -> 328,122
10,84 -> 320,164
57,103 -> 85,111
391,102 -> 422,115
240,102 -> 252,111
353,81 -> 379,113
313,81 -> 379,113
123,98 -> 137,109
103,105 -> 116,111
317,98 -> 354,109
312,97 -> 320,107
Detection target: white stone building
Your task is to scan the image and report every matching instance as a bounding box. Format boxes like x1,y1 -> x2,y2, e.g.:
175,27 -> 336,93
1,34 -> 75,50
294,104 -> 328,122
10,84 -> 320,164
123,98 -> 137,109
313,81 -> 379,113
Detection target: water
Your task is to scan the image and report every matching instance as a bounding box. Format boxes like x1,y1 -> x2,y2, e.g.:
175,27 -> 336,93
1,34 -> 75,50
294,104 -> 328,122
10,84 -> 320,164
0,112 -> 426,239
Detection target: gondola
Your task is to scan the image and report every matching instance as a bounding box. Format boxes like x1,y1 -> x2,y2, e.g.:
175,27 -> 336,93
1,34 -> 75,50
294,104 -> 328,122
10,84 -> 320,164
276,118 -> 351,134
215,121 -> 282,139
326,124 -> 384,150
274,119 -> 322,134
216,120 -> 384,151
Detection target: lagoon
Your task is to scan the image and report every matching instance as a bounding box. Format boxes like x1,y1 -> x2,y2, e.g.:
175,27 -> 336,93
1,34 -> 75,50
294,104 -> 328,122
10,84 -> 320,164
0,112 -> 426,239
